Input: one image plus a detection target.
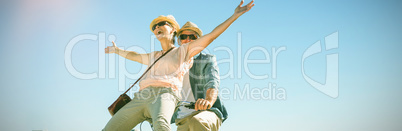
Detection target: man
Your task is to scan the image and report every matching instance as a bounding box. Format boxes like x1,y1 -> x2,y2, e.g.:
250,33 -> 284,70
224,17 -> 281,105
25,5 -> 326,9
172,21 -> 228,131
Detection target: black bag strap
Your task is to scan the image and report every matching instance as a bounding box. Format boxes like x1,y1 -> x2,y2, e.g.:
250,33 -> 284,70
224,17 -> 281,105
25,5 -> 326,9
123,47 -> 174,94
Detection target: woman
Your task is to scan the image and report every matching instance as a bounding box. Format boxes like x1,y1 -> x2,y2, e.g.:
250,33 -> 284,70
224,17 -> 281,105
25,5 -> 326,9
103,1 -> 254,130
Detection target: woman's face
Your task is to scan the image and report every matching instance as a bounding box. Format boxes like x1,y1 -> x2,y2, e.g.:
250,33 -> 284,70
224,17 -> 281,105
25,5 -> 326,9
152,21 -> 175,40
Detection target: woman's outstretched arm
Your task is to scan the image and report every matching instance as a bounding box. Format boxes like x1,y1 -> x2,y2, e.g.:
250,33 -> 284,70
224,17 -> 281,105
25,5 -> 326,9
187,0 -> 255,58
105,41 -> 149,65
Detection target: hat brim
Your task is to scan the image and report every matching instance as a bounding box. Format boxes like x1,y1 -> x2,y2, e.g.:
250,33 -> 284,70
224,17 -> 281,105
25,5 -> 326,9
150,17 -> 180,32
178,27 -> 203,37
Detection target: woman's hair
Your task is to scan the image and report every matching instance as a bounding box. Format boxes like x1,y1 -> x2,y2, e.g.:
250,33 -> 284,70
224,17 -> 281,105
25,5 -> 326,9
166,22 -> 177,44
172,31 -> 177,44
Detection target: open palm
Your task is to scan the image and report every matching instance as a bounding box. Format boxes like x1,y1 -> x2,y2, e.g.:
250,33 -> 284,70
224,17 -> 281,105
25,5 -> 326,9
234,0 -> 255,16
105,41 -> 118,54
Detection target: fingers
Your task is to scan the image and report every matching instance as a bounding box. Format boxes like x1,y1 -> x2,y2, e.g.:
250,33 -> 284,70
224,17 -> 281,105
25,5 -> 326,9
237,0 -> 254,14
244,0 -> 255,12
195,99 -> 200,111
105,46 -> 115,54
195,99 -> 211,111
105,41 -> 117,54
247,4 -> 255,12
201,100 -> 208,110
240,0 -> 254,8
246,0 -> 254,8
247,0 -> 254,6
105,47 -> 112,54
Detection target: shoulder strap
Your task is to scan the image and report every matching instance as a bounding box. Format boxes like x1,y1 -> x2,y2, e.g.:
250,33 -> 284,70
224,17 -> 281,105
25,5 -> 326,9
123,47 -> 174,94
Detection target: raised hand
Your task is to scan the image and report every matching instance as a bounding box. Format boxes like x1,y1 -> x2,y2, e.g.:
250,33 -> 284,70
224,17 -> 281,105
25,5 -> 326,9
105,41 -> 118,54
234,0 -> 255,17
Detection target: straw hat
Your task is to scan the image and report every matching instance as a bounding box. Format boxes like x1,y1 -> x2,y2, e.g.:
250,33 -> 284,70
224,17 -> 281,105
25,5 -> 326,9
150,15 -> 180,32
177,21 -> 203,37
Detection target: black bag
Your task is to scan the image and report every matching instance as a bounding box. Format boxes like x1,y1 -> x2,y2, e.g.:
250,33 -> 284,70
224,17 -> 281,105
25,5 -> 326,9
108,94 -> 131,115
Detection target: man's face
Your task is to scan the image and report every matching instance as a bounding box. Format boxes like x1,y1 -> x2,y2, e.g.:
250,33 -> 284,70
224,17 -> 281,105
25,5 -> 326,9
179,30 -> 198,45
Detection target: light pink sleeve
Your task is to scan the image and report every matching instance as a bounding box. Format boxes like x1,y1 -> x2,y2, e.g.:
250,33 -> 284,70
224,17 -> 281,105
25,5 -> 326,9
177,43 -> 192,62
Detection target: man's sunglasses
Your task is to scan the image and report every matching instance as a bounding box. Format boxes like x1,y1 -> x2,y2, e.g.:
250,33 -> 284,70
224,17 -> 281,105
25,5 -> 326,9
179,34 -> 198,40
152,21 -> 171,31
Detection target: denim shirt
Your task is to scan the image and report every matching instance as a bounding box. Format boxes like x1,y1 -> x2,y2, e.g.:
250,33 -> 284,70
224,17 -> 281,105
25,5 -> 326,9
171,52 -> 228,123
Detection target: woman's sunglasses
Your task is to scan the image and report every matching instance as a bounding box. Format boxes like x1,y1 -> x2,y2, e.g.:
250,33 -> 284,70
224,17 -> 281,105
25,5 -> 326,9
152,21 -> 171,31
179,34 -> 198,40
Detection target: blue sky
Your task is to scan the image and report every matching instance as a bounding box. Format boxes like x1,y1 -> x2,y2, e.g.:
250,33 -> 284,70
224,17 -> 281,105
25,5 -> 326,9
1,0 -> 401,131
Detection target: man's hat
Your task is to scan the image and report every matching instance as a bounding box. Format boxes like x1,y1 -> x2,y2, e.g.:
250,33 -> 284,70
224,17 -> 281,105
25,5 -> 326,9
177,21 -> 203,37
150,15 -> 180,32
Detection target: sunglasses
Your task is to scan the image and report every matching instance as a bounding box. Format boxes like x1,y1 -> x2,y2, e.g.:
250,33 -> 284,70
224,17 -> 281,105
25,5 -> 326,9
152,21 -> 171,31
179,34 -> 198,40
